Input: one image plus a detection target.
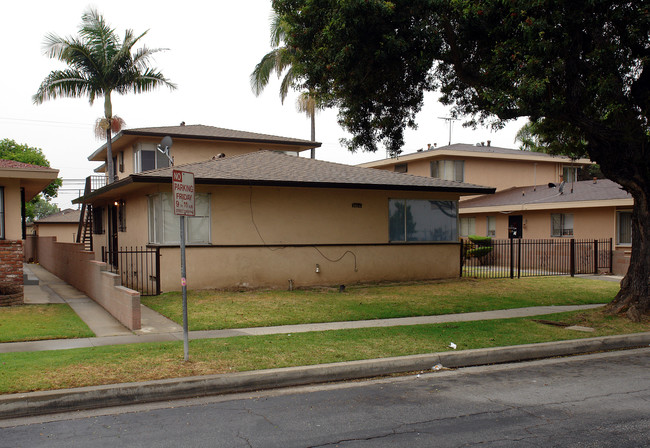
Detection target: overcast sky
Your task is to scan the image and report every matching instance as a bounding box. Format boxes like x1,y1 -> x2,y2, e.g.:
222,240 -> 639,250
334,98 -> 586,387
1,1 -> 527,209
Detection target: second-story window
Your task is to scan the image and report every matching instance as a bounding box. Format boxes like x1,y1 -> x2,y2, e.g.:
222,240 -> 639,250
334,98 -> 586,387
134,143 -> 171,173
562,166 -> 579,183
431,160 -> 464,182
394,163 -> 408,173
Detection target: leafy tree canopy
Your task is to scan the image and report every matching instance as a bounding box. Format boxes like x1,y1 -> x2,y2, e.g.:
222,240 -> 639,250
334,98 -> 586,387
273,0 -> 650,317
0,138 -> 62,199
26,199 -> 60,223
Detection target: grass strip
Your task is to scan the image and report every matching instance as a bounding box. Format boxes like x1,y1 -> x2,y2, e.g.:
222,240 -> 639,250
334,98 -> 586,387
0,304 -> 94,343
1,309 -> 646,395
142,277 -> 619,331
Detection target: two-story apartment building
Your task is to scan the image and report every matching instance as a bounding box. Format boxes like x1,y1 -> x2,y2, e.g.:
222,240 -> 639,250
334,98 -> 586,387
359,142 -> 632,274
74,125 -> 493,292
359,142 -> 592,194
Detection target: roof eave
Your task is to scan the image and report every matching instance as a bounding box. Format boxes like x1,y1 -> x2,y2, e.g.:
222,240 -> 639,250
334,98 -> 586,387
75,174 -> 494,202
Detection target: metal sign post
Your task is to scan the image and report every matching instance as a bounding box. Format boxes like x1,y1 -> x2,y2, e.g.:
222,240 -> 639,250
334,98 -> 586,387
173,169 -> 195,361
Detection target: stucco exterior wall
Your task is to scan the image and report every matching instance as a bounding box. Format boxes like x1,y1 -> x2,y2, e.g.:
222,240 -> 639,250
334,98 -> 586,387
159,243 -> 460,291
375,156 -> 564,193
114,138 -> 305,178
36,223 -> 78,242
461,207 -> 618,240
94,185 -> 463,291
1,179 -> 22,240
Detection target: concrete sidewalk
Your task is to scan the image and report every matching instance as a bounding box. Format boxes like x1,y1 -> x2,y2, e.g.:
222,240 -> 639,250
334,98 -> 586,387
2,266 -> 645,421
2,263 -> 607,354
22,263 -> 182,338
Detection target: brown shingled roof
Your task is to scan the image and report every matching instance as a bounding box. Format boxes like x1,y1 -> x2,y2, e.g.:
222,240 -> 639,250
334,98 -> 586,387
88,124 -> 321,161
461,179 -> 631,208
121,125 -> 320,147
0,159 -> 51,170
77,151 -> 495,202
136,150 -> 494,191
34,208 -> 80,224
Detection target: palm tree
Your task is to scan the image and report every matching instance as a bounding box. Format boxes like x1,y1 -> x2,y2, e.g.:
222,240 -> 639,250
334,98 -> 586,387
251,13 -> 321,158
33,8 -> 176,183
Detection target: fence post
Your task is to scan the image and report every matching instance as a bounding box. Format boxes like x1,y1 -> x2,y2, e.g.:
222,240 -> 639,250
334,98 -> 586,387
509,238 -> 514,279
517,239 -> 522,278
570,239 -> 575,277
594,239 -> 598,274
155,246 -> 161,295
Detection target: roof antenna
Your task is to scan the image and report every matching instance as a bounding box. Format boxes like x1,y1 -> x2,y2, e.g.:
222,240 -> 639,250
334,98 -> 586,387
438,116 -> 459,146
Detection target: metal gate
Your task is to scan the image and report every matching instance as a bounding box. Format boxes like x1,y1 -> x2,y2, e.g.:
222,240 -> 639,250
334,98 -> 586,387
461,238 -> 612,279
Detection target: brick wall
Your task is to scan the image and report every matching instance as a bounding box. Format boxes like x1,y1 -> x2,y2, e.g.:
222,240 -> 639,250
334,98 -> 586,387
612,247 -> 631,276
0,239 -> 24,306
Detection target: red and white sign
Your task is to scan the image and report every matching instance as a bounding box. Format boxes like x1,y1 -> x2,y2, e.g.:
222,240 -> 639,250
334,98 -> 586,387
172,170 -> 195,216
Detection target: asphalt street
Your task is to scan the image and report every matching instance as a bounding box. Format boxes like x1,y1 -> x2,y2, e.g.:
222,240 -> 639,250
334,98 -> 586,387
2,348 -> 648,448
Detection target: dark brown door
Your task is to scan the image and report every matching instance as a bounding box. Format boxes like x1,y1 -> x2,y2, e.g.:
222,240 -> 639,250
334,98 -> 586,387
108,204 -> 118,268
508,215 -> 523,239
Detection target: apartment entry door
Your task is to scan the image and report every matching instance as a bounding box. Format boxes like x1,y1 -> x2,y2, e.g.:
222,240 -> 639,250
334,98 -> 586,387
107,204 -> 119,268
508,215 -> 523,239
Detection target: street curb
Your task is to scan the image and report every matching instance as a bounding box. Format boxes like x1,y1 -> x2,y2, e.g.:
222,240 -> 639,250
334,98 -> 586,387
2,332 -> 648,420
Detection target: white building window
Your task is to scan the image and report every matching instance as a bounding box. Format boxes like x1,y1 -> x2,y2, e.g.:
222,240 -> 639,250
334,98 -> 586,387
431,160 -> 464,182
148,192 -> 210,244
486,216 -> 496,237
617,211 -> 632,245
551,213 -> 574,237
389,199 -> 458,242
134,143 -> 171,173
459,217 -> 476,237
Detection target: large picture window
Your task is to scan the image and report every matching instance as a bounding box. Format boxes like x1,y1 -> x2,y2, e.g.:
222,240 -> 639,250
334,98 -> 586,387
134,143 -> 171,173
430,160 -> 464,182
389,199 -> 458,242
148,192 -> 210,244
551,213 -> 574,237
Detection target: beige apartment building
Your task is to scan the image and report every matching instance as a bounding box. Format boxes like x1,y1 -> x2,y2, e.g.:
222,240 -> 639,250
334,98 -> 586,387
359,142 -> 632,275
72,126 -> 492,292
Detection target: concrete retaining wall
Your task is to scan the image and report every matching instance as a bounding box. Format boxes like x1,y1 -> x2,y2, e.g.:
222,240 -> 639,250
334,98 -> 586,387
36,237 -> 141,330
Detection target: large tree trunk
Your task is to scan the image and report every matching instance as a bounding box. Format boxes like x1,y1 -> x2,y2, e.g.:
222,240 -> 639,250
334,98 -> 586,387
105,127 -> 114,184
605,184 -> 650,321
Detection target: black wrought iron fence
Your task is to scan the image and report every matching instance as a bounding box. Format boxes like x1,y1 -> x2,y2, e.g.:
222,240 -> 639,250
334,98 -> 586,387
461,238 -> 612,279
102,246 -> 161,295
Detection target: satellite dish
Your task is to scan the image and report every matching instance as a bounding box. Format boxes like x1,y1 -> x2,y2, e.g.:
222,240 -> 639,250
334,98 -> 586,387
160,136 -> 173,149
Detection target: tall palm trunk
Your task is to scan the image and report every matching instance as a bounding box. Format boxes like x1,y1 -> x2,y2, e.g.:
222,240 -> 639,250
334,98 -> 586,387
104,94 -> 114,184
106,127 -> 114,184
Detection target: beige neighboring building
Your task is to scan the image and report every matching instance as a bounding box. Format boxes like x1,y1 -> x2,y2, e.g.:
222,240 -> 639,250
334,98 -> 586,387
0,159 -> 59,304
358,142 -> 592,196
89,124 -> 320,180
75,150 -> 493,292
458,179 -> 633,275
33,208 -> 81,243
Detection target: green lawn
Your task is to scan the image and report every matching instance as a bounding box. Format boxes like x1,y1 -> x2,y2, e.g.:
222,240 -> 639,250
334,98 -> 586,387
1,308 -> 647,394
142,277 -> 620,331
0,304 -> 94,343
